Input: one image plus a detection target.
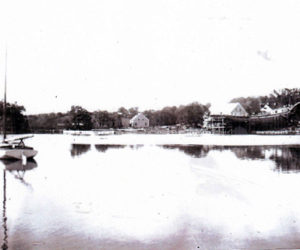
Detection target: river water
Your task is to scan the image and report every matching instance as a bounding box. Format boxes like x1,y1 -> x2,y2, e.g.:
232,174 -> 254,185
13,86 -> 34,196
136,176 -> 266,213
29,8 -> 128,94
1,134 -> 300,249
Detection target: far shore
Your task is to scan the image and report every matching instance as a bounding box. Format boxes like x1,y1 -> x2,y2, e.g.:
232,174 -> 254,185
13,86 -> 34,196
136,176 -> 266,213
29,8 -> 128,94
58,132 -> 300,146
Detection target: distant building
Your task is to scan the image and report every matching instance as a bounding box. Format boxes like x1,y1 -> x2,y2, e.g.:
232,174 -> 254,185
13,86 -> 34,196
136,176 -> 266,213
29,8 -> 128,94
204,102 -> 249,134
204,102 -> 300,134
260,104 -> 273,114
260,104 -> 290,115
130,113 -> 149,128
210,103 -> 248,117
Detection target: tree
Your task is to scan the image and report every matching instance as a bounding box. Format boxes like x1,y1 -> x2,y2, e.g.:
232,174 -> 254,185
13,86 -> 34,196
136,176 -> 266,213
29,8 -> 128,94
230,97 -> 261,114
0,101 -> 29,133
176,102 -> 208,127
69,106 -> 92,130
93,111 -> 113,128
128,107 -> 139,117
159,106 -> 177,125
143,109 -> 157,126
118,107 -> 129,118
230,88 -> 300,114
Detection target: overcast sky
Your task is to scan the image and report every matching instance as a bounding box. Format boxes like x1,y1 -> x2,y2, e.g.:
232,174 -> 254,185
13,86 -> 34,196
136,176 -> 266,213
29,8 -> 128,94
0,0 -> 299,114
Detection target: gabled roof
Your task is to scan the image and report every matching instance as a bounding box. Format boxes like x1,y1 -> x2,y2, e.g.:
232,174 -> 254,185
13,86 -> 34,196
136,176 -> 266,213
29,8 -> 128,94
130,113 -> 149,122
210,103 -> 247,116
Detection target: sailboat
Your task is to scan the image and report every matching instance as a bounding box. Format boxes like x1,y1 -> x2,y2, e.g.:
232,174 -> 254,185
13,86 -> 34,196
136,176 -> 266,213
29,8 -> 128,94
0,50 -> 37,161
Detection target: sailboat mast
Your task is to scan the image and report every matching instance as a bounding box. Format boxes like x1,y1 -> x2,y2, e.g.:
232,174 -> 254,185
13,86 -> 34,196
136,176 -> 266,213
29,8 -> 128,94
3,49 -> 7,141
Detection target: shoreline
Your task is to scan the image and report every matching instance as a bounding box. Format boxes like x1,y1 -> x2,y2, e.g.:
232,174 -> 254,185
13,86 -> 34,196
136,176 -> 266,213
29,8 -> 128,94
63,133 -> 300,146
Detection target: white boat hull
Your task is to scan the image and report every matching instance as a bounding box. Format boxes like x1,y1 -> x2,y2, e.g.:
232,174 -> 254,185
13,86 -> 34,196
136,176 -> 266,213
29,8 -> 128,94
0,148 -> 38,160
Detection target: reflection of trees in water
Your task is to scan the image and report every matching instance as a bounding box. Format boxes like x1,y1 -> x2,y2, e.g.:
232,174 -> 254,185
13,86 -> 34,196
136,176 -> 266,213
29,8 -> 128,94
161,144 -> 300,173
213,146 -> 300,172
162,145 -> 266,159
213,146 -> 266,160
129,144 -> 144,150
269,146 -> 300,172
95,144 -> 126,153
162,145 -> 210,158
71,144 -> 91,157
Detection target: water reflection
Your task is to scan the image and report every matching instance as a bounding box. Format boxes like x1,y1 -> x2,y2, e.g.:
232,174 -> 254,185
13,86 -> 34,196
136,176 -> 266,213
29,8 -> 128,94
162,145 -> 210,158
129,144 -> 144,150
71,144 -> 144,156
162,145 -> 300,173
270,146 -> 300,173
70,144 -> 91,157
2,170 -> 7,250
215,146 -> 266,160
95,144 -> 126,153
4,160 -> 38,188
3,134 -> 300,249
1,160 -> 38,249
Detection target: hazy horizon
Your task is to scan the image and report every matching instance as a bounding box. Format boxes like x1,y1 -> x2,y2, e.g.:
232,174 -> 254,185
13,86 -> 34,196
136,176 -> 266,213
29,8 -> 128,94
21,87 -> 290,115
0,0 -> 299,114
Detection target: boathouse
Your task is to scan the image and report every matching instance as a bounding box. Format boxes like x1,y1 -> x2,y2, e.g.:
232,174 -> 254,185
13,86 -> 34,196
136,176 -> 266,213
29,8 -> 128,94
210,103 -> 248,117
130,113 -> 149,128
204,102 -> 300,134
204,103 -> 249,134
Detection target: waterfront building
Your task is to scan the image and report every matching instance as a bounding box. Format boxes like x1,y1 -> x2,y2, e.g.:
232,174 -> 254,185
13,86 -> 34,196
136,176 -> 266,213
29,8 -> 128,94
210,103 -> 248,117
204,102 -> 300,134
130,113 -> 149,128
204,103 -> 249,134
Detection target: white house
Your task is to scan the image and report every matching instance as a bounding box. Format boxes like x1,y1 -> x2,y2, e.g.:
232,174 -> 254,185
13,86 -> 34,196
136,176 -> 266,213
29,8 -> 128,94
210,103 -> 248,117
130,113 -> 149,128
260,104 -> 273,114
260,104 -> 290,115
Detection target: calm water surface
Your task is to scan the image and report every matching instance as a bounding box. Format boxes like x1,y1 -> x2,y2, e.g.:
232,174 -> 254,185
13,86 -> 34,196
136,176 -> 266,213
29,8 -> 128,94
1,134 -> 300,249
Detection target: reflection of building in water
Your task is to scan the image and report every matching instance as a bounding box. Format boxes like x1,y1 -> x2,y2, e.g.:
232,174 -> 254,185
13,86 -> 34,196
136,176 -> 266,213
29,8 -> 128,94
70,144 -> 91,157
95,144 -> 126,153
162,145 -> 210,158
1,160 -> 38,249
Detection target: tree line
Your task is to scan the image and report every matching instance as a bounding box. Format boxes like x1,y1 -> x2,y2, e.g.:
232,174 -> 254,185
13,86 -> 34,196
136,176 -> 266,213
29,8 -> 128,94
0,101 -> 29,134
27,102 -> 210,132
1,88 -> 299,133
230,88 -> 300,114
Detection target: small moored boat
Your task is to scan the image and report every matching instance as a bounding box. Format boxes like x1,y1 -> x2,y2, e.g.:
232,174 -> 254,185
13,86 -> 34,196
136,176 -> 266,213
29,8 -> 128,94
0,135 -> 38,160
0,50 -> 38,162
